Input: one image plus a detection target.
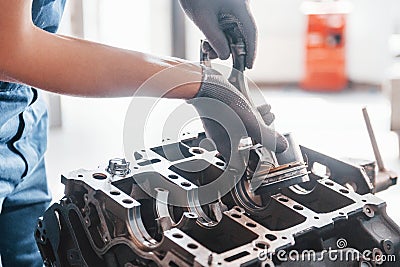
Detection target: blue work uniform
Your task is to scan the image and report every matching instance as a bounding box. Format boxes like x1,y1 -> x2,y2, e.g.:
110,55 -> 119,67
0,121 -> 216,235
0,0 -> 66,266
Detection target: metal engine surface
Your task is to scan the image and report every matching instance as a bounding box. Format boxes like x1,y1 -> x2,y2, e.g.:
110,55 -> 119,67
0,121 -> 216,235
36,133 -> 400,266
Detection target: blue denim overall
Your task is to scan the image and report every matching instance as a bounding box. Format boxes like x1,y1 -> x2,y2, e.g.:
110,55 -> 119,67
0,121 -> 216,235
0,1 -> 66,266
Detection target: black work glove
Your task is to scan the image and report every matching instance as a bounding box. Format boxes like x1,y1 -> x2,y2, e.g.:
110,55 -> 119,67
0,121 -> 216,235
188,67 -> 288,167
179,0 -> 257,69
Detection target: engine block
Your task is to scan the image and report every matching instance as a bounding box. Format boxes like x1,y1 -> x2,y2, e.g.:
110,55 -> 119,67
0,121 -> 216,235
36,133 -> 400,266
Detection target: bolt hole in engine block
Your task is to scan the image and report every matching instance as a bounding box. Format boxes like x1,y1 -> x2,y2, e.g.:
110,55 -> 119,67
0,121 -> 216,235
36,133 -> 400,266
92,173 -> 107,180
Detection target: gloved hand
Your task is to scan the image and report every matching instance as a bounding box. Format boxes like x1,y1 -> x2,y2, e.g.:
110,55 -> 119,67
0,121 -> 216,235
189,67 -> 288,166
179,0 -> 257,69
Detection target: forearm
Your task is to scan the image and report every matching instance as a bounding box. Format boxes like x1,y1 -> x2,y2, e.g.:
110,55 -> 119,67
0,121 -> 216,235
0,70 -> 20,83
2,27 -> 201,98
0,73 -> 11,82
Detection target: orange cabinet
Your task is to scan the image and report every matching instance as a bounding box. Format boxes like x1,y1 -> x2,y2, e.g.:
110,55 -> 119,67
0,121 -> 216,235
301,14 -> 347,91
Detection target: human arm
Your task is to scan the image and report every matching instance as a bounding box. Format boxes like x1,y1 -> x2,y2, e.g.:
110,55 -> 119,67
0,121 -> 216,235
0,0 -> 201,98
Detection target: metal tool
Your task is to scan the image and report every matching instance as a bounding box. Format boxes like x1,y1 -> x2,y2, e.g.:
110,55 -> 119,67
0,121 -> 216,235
201,15 -> 253,104
362,107 -> 397,192
201,17 -> 310,194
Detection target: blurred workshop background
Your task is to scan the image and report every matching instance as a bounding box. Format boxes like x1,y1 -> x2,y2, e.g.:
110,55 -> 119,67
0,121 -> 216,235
45,0 -> 400,222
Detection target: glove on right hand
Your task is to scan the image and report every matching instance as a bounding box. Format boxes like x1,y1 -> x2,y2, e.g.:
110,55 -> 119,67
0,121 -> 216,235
188,67 -> 288,165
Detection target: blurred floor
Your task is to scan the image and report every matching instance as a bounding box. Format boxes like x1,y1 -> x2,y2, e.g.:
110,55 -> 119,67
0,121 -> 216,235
45,87 -> 400,223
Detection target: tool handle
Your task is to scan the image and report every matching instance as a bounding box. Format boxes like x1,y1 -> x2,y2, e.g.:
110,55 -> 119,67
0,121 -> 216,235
218,14 -> 247,72
200,15 -> 246,70
219,14 -> 254,105
200,15 -> 253,104
362,107 -> 386,171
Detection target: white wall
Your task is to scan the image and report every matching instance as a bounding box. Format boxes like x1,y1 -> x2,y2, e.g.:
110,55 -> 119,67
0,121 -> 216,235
347,0 -> 400,84
250,0 -> 306,82
80,0 -> 171,55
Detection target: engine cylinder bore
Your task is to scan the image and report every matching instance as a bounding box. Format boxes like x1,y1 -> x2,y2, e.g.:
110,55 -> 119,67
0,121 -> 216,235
137,198 -> 163,242
229,175 -> 273,215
